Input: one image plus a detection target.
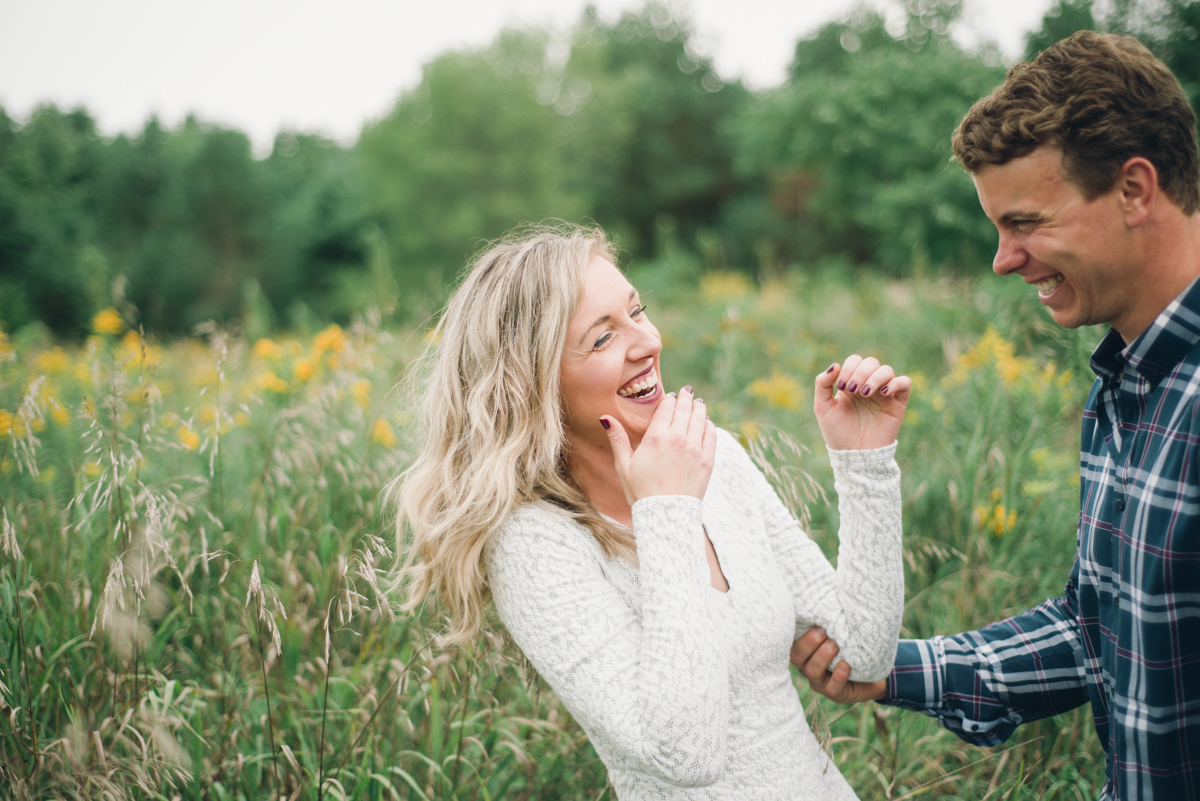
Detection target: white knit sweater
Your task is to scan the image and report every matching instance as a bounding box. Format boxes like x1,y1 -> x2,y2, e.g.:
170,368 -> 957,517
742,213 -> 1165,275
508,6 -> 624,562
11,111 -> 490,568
485,429 -> 903,800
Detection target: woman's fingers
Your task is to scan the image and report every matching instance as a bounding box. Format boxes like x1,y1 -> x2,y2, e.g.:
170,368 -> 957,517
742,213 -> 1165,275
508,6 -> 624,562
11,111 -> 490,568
689,390 -> 708,439
841,356 -> 879,396
600,415 -> 636,506
857,364 -> 894,398
672,384 -> 694,432
836,355 -> 863,391
880,374 -> 912,400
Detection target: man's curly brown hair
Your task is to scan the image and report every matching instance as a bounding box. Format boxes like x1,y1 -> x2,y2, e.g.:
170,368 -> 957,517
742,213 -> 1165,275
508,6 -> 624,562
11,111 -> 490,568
952,30 -> 1200,214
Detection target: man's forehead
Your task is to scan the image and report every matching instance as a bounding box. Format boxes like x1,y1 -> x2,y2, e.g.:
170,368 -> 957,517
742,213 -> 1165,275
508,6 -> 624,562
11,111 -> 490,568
972,147 -> 1071,212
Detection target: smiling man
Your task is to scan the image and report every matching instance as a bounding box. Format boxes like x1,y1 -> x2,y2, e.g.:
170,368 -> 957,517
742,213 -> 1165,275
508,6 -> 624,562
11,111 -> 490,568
790,31 -> 1200,799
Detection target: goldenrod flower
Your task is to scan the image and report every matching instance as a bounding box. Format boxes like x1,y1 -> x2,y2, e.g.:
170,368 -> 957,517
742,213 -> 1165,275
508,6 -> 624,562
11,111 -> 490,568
52,405 -> 71,426
84,461 -> 102,478
177,426 -> 200,450
0,409 -> 11,436
92,307 -> 125,336
261,371 -> 289,393
253,338 -> 284,360
371,419 -> 396,448
748,372 -> 804,410
294,358 -> 316,382
35,347 -> 71,375
313,324 -> 348,356
0,330 -> 11,361
352,380 -> 372,409
701,271 -> 751,302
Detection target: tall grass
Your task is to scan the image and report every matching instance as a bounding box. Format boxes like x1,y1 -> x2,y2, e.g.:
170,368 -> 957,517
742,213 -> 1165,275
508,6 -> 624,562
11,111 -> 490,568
0,270 -> 1104,799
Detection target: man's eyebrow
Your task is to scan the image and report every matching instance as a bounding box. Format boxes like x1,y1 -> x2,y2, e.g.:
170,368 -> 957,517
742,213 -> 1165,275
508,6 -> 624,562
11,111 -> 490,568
575,289 -> 638,346
998,210 -> 1045,225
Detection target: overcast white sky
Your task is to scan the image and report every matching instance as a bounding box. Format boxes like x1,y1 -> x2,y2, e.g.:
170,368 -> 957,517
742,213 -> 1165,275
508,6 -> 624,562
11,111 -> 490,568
1,0 -> 1054,153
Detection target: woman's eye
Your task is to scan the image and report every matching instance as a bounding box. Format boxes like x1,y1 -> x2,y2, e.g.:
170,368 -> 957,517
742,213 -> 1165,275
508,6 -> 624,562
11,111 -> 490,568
592,333 -> 613,350
632,304 -> 648,317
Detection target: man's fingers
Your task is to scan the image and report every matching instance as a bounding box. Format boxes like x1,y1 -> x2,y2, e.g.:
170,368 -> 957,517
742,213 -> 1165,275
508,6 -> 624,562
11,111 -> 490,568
803,639 -> 841,682
790,626 -> 829,669
826,661 -> 852,697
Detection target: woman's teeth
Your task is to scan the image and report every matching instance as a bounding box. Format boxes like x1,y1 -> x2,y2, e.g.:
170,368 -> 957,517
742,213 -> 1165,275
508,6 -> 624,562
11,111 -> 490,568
1035,274 -> 1064,296
618,369 -> 658,397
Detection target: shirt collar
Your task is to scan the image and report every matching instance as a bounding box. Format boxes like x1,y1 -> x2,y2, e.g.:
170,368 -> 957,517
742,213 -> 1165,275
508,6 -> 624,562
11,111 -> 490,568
1090,275 -> 1200,387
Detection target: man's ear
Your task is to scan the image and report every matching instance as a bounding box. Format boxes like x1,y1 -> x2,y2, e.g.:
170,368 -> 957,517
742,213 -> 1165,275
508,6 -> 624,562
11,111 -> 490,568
1115,156 -> 1158,228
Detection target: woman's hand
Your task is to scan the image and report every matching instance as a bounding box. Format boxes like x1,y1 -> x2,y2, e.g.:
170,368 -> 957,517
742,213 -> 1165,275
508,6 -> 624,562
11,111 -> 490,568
815,356 -> 911,451
601,386 -> 717,505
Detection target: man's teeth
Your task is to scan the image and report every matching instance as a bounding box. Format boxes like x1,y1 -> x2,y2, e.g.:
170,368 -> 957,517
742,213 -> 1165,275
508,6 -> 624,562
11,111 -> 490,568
618,369 -> 658,397
1035,274 -> 1064,295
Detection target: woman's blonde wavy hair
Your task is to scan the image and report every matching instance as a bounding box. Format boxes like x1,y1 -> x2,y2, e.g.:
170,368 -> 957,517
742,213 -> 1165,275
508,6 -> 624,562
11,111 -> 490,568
388,223 -> 637,646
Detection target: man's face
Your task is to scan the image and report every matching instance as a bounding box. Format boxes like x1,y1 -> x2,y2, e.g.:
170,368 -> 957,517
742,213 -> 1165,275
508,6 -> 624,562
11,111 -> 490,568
974,146 -> 1135,332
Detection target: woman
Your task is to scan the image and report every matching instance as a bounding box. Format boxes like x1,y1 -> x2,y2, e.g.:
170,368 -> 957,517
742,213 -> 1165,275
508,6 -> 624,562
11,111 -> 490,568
392,225 -> 909,799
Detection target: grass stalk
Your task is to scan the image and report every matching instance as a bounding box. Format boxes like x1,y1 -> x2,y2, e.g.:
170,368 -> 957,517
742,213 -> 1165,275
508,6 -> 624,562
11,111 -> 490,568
253,614 -> 282,793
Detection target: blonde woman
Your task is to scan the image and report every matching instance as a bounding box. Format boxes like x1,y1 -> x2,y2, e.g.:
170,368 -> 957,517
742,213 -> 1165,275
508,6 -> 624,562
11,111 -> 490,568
393,225 -> 910,799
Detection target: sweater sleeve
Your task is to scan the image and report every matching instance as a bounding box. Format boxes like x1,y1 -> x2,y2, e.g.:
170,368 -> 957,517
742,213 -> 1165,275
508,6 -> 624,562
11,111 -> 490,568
486,498 -> 730,788
727,432 -> 904,682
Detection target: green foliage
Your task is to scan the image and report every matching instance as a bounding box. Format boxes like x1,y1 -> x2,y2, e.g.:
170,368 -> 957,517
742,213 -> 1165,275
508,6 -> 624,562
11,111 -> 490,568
733,13 -> 1004,273
0,276 -> 1107,798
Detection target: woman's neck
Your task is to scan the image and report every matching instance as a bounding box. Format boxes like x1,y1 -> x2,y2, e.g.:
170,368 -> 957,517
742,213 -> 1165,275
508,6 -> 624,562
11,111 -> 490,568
566,436 -> 634,528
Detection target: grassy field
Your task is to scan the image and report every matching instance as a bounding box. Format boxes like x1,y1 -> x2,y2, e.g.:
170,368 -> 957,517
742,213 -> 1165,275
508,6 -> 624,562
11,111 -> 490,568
1,268 -> 1106,799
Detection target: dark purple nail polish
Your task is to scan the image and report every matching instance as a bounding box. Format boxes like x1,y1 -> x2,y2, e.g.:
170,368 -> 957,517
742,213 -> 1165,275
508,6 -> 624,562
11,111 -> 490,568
847,382 -> 858,393
861,385 -> 871,396
683,385 -> 693,393
825,364 -> 836,374
880,386 -> 890,395
599,418 -> 611,430
836,380 -> 846,391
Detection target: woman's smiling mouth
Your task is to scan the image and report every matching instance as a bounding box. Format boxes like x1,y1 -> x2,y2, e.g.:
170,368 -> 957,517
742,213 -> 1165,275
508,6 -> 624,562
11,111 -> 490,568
618,367 -> 659,400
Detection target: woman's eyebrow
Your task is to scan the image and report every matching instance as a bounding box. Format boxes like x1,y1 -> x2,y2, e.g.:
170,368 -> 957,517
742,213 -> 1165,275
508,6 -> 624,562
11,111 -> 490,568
576,289 -> 637,346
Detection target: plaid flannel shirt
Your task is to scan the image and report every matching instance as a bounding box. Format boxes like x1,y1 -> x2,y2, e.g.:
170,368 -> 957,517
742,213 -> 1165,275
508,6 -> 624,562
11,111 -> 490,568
883,277 -> 1200,800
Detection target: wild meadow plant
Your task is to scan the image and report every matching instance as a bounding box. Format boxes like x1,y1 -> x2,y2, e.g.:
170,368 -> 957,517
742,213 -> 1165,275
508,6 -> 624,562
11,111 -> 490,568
1,272 -> 1105,799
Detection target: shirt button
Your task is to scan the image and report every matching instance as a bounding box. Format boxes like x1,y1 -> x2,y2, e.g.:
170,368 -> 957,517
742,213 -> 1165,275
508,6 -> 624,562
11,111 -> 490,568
1115,499 -> 1126,511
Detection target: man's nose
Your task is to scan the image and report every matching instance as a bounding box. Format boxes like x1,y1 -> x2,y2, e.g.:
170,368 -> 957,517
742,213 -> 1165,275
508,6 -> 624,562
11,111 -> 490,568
992,231 -> 1028,276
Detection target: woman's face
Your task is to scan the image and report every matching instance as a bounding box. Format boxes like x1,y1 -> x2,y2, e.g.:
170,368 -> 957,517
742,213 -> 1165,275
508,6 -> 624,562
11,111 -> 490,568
560,255 -> 663,450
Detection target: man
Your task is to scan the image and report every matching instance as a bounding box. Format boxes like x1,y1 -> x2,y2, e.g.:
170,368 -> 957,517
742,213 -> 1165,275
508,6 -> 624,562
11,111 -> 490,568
791,31 -> 1200,800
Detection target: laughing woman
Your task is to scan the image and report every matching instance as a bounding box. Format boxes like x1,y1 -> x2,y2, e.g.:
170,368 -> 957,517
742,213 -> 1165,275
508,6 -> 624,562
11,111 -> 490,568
391,225 -> 909,800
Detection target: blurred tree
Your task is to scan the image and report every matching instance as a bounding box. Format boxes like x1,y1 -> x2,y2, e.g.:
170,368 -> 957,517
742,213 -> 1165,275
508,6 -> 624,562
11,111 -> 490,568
557,4 -> 748,258
357,29 -> 585,305
732,10 -> 1003,273
0,106 -> 102,335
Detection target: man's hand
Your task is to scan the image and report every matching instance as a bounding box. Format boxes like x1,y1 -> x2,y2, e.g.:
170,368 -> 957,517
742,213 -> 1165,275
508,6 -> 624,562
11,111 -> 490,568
790,627 -> 888,705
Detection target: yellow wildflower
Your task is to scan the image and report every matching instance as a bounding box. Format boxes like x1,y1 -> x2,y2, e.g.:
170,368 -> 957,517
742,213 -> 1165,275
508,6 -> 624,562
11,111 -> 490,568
199,405 -> 218,426
748,372 -> 804,410
35,347 -> 71,375
294,358 -> 316,383
371,418 -> 397,448
73,362 -> 92,384
84,461 -> 102,478
352,380 -> 372,409
52,405 -> 71,427
0,330 -> 11,360
234,411 -> 251,427
261,371 -> 289,393
701,271 -> 751,302
177,426 -> 200,451
92,307 -> 125,335
313,324 -> 348,356
253,338 -> 284,360
0,409 -> 11,436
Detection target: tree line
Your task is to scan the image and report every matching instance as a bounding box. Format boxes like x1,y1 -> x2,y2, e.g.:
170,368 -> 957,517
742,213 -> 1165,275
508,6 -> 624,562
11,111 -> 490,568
2,0 -> 1198,336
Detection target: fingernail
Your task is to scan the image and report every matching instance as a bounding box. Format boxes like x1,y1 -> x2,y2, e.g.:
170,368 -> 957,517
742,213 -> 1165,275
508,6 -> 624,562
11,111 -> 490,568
880,386 -> 890,395
668,391 -> 676,397
825,364 -> 836,374
696,398 -> 705,404
861,385 -> 871,396
683,385 -> 692,393
814,627 -> 825,637
599,418 -> 611,430
847,382 -> 858,393
836,380 -> 846,390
